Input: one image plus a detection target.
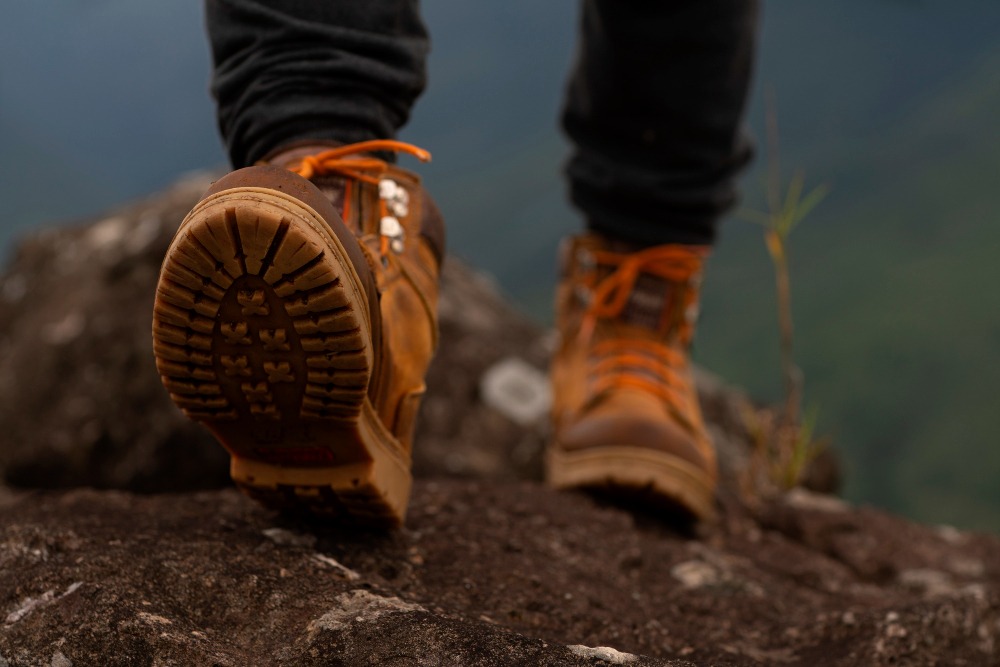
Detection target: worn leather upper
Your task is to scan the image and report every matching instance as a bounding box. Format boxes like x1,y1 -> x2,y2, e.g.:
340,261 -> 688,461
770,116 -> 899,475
550,234 -> 717,481
267,143 -> 444,455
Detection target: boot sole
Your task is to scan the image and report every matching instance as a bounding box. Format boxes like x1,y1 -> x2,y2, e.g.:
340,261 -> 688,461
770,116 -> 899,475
546,445 -> 716,521
152,186 -> 410,526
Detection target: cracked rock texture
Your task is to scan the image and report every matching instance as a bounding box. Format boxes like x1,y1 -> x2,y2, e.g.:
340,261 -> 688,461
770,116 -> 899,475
2,484 -> 999,666
0,176 -> 997,665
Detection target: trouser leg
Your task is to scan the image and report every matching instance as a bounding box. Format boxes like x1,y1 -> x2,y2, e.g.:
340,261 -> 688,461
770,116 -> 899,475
562,0 -> 760,246
206,0 -> 429,168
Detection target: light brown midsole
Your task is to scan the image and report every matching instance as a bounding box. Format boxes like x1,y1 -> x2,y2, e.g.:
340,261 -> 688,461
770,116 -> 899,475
547,444 -> 715,517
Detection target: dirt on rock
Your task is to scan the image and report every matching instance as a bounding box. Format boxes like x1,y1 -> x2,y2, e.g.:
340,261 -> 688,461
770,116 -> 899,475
1,483 -> 998,666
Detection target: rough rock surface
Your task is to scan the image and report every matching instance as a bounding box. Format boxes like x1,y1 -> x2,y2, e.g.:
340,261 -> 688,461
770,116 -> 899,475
1,176 -> 997,665
2,485 -> 999,666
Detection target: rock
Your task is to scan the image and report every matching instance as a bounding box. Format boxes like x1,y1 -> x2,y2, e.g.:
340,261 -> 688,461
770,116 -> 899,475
311,554 -> 362,581
670,561 -> 720,589
567,644 -> 639,664
0,176 -> 232,494
261,527 -> 317,549
48,652 -> 71,667
783,487 -> 850,513
897,569 -> 956,598
4,583 -> 82,626
480,356 -> 552,427
1,485 -> 998,665
307,589 -> 426,632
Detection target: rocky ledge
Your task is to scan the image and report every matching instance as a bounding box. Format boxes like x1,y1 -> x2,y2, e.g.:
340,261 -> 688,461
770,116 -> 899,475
0,175 -> 997,666
2,484 -> 998,666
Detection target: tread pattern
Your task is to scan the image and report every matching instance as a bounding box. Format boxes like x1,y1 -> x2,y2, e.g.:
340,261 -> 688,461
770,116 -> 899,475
152,189 -> 411,524
153,203 -> 370,427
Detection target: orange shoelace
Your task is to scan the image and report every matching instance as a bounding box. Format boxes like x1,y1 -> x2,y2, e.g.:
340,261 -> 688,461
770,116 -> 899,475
290,139 -> 431,183
579,244 -> 706,340
579,244 -> 707,422
288,140 -> 431,257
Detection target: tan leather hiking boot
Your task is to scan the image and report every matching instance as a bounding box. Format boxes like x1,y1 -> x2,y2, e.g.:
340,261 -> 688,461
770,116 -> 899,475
547,234 -> 717,520
152,140 -> 443,525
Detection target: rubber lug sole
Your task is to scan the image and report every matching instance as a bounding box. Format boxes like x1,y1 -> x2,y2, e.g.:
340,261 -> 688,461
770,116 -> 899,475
152,186 -> 410,526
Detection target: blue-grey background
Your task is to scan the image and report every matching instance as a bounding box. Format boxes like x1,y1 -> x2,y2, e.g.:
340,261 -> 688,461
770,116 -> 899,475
2,1 -> 998,529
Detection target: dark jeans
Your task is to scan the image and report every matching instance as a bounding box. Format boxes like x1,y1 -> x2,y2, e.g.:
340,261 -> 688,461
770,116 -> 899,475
206,0 -> 759,246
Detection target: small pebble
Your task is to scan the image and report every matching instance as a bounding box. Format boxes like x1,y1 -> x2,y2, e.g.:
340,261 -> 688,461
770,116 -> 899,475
50,651 -> 73,667
567,644 -> 638,664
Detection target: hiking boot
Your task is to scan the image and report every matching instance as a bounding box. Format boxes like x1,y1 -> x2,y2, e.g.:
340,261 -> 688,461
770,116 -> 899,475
547,234 -> 717,520
152,140 -> 443,526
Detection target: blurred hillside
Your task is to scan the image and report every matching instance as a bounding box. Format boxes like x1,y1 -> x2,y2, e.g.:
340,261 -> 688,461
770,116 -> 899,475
1,1 -> 998,529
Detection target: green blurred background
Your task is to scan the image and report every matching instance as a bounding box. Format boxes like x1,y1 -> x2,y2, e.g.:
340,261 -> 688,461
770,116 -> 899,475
1,1 -> 998,529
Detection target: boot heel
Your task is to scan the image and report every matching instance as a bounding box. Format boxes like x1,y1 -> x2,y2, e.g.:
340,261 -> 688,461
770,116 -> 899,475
154,182 -> 410,525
